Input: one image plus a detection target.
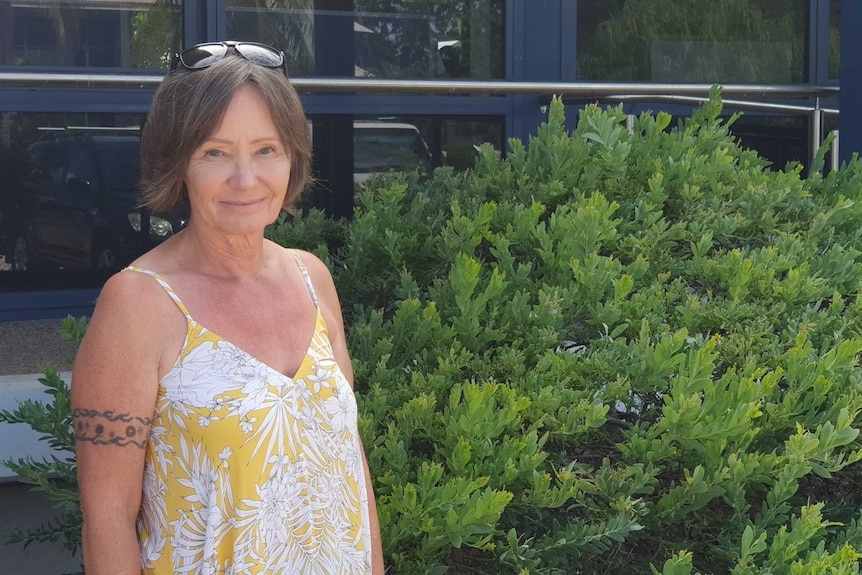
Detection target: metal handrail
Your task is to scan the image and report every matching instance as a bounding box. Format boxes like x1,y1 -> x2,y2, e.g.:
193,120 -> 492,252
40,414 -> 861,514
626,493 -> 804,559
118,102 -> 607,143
1,71 -> 840,169
602,94 -> 838,169
0,71 -> 840,99
603,95 -> 839,116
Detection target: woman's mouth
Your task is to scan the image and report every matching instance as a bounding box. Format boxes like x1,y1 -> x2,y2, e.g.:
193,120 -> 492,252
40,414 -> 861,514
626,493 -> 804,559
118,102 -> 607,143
222,198 -> 265,209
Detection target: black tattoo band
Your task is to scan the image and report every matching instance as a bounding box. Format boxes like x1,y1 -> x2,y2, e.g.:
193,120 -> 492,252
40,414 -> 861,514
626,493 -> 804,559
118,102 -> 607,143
72,408 -> 152,449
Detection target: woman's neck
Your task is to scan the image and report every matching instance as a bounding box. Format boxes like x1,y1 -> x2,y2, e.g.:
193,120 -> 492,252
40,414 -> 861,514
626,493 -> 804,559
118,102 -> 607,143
175,223 -> 271,277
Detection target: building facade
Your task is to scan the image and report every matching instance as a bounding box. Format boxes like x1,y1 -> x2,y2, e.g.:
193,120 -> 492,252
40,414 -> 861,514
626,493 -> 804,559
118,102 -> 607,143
0,0 -> 855,323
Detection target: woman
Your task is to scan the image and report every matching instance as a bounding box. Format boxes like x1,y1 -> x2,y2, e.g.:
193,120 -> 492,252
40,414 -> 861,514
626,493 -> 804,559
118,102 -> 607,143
71,41 -> 384,574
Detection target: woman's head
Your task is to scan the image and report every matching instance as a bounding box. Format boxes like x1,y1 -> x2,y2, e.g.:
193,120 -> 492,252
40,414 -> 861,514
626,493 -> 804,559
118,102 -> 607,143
140,43 -> 311,213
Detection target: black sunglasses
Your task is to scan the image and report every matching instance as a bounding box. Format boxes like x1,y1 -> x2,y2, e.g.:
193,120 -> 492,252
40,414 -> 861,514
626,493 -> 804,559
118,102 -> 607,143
171,41 -> 287,75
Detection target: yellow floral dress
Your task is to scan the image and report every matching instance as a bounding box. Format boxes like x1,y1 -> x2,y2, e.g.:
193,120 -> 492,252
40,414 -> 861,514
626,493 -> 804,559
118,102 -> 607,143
125,251 -> 371,574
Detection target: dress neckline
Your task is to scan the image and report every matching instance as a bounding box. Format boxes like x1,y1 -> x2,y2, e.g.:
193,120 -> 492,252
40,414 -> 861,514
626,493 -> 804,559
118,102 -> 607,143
182,307 -> 326,382
120,264 -> 329,384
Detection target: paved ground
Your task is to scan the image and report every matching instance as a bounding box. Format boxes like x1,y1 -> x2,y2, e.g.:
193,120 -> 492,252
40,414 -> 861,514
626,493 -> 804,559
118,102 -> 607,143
0,319 -> 78,376
0,482 -> 84,574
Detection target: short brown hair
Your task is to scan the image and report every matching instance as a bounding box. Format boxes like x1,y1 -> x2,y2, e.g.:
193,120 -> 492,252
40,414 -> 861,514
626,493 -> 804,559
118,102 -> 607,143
140,56 -> 311,213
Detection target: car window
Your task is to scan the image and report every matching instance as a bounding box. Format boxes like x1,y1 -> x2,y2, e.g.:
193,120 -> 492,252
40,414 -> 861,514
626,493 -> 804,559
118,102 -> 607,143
354,128 -> 431,173
28,142 -> 67,189
65,146 -> 100,193
93,139 -> 142,199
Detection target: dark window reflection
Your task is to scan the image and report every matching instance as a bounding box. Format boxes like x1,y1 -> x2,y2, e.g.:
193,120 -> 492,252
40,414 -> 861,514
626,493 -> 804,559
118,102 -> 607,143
225,0 -> 505,79
226,0 -> 316,76
303,115 -> 502,215
1,112 -> 504,286
577,0 -> 809,83
441,120 -> 503,170
355,1 -> 505,79
829,0 -> 840,79
352,115 -> 503,188
729,115 -> 806,171
353,122 -> 433,184
0,1 -> 181,68
0,114 -> 188,288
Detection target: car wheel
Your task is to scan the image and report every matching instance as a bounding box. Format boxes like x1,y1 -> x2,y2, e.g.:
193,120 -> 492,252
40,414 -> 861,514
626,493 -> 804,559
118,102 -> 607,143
11,235 -> 29,271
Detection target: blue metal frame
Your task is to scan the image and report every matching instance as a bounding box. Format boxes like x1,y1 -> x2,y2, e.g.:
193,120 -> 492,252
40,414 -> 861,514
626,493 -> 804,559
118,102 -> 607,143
508,0 -> 562,143
809,0 -> 823,84
506,0 -> 523,142
214,0 -> 227,42
183,0 -> 207,47
560,1 -> 578,82
810,0 -> 840,86
302,95 -> 510,116
839,0 -> 860,163
0,90 -> 153,113
0,290 -> 101,322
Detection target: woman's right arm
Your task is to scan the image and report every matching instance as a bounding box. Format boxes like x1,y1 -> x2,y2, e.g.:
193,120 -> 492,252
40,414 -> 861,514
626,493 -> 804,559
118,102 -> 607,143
71,272 -> 176,575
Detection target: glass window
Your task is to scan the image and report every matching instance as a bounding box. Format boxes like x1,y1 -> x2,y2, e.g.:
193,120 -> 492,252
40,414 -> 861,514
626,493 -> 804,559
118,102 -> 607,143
303,115 -> 502,214
354,122 -> 433,178
352,115 -> 503,186
226,0 -> 316,76
577,0 -> 809,83
65,146 -> 100,190
441,119 -> 504,171
829,0 -> 840,79
354,1 -> 505,79
729,115 -> 806,171
0,113 -> 188,287
225,1 -> 505,79
0,1 -> 181,69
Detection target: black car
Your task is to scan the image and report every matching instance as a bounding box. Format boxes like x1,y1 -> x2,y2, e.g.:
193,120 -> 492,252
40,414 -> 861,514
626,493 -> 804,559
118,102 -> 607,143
4,132 -> 188,271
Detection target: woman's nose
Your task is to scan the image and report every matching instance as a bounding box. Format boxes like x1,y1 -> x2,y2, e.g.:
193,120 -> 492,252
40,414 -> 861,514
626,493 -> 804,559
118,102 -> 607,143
229,157 -> 257,189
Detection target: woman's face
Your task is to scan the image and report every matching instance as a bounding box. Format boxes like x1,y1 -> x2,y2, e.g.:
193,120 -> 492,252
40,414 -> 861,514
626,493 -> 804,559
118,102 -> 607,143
184,85 -> 291,238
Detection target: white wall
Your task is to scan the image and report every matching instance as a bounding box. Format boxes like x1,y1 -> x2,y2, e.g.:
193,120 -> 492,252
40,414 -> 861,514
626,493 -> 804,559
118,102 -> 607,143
0,372 -> 81,574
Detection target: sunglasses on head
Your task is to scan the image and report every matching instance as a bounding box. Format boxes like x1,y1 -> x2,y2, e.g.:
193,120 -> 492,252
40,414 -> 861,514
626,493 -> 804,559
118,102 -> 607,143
171,41 -> 287,75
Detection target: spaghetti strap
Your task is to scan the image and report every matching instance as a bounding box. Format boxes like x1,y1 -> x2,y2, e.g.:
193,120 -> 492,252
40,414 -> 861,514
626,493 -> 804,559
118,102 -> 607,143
288,250 -> 319,309
121,266 -> 193,319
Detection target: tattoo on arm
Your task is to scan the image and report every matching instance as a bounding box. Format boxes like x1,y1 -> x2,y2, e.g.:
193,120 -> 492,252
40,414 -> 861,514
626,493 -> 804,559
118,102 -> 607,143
72,408 -> 152,449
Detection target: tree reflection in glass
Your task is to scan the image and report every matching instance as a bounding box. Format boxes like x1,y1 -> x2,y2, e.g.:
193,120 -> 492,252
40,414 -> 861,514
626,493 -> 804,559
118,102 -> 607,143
577,0 -> 809,84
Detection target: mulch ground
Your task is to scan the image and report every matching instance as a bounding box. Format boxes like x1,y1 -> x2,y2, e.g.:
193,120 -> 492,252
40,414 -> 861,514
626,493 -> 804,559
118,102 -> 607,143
0,319 -> 77,376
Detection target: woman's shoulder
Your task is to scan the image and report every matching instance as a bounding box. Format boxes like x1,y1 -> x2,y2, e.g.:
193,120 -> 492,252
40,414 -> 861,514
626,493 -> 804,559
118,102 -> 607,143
99,266 -> 165,306
270,244 -> 334,284
290,248 -> 330,275
91,267 -> 180,336
77,269 -> 174,368
271,244 -> 341,309
98,234 -> 190,320
81,263 -> 187,373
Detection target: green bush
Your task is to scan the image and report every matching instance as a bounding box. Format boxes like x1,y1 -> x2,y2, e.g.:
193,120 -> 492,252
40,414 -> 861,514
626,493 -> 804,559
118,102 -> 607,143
8,89 -> 862,574
0,317 -> 86,561
274,88 -> 862,573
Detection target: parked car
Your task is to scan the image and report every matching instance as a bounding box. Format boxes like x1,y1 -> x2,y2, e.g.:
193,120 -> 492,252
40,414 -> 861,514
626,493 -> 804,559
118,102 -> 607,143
353,121 -> 433,187
4,132 -> 188,271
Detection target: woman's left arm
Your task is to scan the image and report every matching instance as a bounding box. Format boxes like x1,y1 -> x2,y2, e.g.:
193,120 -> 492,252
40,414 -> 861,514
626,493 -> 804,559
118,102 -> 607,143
301,252 -> 385,573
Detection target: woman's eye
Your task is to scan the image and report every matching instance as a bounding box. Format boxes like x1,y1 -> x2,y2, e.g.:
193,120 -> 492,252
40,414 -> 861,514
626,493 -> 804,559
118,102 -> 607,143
204,149 -> 223,158
259,146 -> 276,155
